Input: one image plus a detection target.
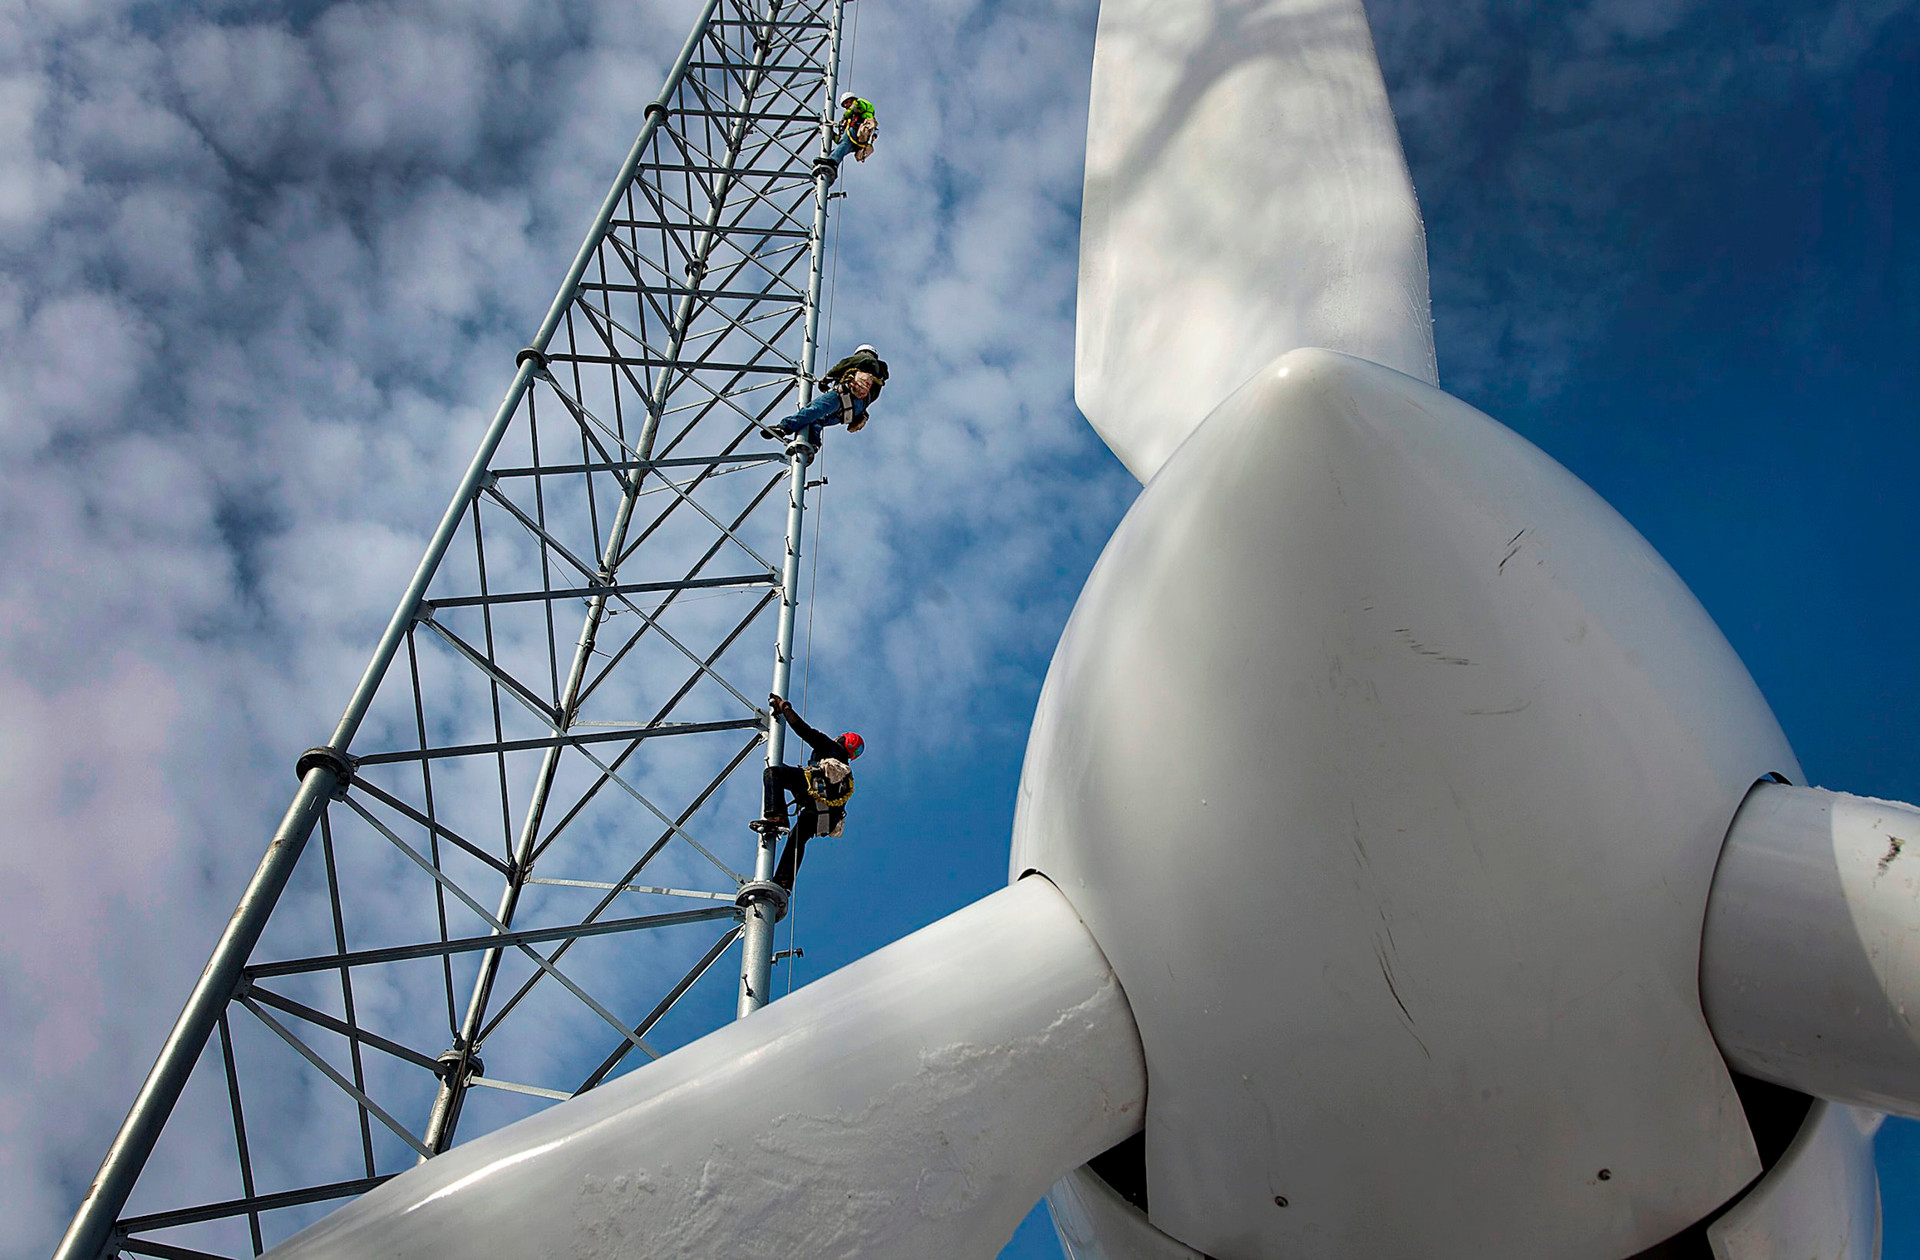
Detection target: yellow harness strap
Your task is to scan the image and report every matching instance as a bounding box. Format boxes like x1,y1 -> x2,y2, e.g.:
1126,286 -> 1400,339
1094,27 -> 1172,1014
804,759 -> 854,808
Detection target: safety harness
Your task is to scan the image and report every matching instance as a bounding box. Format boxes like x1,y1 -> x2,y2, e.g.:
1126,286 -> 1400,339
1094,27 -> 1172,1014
841,102 -> 878,161
803,758 -> 855,808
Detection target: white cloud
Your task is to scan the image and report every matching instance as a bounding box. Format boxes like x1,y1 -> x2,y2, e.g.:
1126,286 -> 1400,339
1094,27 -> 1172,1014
110,184 -> 215,294
0,291 -> 161,450
1575,0 -> 1697,46
170,23 -> 325,167
316,8 -> 489,162
0,72 -> 76,243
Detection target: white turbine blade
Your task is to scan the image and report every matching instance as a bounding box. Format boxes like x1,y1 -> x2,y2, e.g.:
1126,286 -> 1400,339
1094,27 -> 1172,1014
265,877 -> 1144,1260
1077,0 -> 1437,482
1704,783 -> 1920,1115
1707,1101 -> 1883,1260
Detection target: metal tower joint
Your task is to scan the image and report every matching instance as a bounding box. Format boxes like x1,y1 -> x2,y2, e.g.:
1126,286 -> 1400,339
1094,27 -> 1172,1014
294,746 -> 358,796
735,879 -> 790,923
514,347 -> 549,372
435,1049 -> 481,1082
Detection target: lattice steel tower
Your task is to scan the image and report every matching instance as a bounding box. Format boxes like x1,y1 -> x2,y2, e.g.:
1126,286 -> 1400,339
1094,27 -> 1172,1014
58,1 -> 858,1254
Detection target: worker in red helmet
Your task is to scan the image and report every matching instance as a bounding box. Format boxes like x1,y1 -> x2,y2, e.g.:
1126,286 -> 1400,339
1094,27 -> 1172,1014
754,694 -> 865,891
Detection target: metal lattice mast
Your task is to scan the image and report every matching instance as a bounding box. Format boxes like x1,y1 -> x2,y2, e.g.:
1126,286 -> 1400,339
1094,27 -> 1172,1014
57,1 -> 851,1255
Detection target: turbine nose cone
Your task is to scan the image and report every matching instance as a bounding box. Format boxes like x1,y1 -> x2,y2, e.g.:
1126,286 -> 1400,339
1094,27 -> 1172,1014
1014,348 -> 1798,1258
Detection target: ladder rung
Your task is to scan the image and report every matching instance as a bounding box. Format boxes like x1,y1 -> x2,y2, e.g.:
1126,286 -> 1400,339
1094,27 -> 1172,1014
351,718 -> 767,768
544,352 -> 794,374
490,452 -> 785,478
429,572 -> 779,611
609,219 -> 811,239
575,281 -> 804,303
243,906 -> 739,976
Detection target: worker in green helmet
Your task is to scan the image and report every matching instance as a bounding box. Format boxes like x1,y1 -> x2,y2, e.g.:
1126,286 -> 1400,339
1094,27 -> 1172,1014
820,91 -> 876,178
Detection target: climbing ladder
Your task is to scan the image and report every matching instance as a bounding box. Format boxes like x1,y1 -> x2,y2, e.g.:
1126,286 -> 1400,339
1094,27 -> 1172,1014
56,0 -> 852,1255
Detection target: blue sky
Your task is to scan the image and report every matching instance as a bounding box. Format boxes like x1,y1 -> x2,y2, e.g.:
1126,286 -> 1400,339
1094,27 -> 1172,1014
0,0 -> 1914,1256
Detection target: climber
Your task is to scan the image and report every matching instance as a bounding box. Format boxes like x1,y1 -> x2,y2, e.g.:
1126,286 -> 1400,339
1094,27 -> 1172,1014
752,693 -> 864,892
819,91 -> 877,178
768,343 -> 890,444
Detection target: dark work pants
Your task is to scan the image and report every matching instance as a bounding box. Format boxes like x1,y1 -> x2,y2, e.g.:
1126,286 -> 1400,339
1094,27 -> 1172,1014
762,765 -> 819,890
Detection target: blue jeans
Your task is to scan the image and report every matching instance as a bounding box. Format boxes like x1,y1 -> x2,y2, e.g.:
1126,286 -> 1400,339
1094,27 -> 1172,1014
775,388 -> 865,443
829,135 -> 856,164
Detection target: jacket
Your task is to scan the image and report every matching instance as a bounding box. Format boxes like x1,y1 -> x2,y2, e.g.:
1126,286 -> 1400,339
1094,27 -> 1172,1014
822,351 -> 889,402
839,98 -> 876,138
785,709 -> 856,836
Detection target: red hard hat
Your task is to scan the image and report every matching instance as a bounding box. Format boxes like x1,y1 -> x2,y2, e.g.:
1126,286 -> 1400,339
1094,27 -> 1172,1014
839,732 -> 865,759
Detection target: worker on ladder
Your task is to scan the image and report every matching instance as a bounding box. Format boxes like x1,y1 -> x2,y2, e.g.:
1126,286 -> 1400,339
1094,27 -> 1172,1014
818,90 -> 877,181
753,694 -> 864,891
768,343 -> 889,445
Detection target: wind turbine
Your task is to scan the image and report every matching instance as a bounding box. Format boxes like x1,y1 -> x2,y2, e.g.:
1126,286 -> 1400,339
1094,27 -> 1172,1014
251,0 -> 1920,1255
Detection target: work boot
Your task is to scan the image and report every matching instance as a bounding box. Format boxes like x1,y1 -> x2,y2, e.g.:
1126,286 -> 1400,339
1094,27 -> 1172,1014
812,156 -> 839,185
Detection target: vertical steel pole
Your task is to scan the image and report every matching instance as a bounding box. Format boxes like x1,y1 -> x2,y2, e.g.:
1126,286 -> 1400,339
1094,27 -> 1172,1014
738,443 -> 813,1017
737,0 -> 847,1019
423,0 -> 824,1142
53,5 -> 725,1254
